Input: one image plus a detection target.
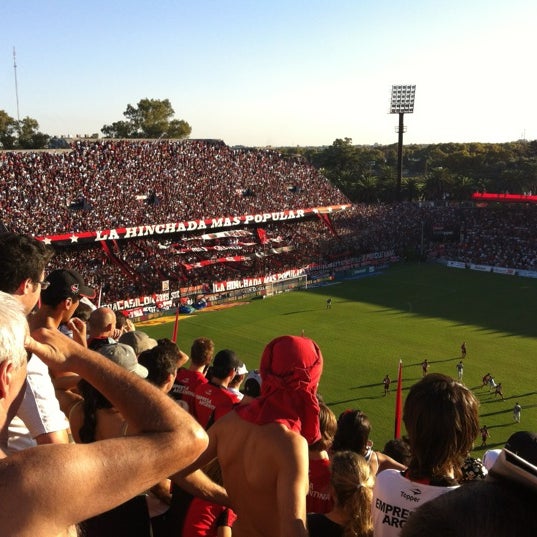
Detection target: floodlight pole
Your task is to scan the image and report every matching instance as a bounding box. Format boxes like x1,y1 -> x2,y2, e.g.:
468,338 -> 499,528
389,85 -> 416,202
396,113 -> 404,201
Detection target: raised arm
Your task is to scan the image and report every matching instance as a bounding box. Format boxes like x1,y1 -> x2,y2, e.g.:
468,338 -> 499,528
0,329 -> 208,535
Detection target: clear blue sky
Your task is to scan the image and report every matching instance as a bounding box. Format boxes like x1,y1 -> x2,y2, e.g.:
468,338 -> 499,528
1,0 -> 536,147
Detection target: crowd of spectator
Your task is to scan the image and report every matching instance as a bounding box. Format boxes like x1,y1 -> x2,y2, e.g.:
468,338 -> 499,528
4,140 -> 537,304
1,214 -> 537,536
0,139 -> 347,235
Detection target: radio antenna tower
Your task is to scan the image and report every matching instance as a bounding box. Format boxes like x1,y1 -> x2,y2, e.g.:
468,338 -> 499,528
13,47 -> 21,122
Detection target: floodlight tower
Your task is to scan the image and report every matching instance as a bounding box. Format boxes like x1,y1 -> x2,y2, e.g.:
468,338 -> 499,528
390,84 -> 416,201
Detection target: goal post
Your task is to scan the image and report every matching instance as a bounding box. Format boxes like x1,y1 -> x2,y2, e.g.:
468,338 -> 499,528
264,274 -> 308,296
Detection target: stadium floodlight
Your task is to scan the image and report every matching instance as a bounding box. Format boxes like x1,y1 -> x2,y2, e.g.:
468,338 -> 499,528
389,84 -> 416,201
390,84 -> 416,114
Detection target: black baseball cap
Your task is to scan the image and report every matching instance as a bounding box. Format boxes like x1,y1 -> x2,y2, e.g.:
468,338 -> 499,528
41,269 -> 96,302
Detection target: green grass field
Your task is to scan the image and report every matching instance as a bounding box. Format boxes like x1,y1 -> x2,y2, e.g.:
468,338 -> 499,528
142,262 -> 537,455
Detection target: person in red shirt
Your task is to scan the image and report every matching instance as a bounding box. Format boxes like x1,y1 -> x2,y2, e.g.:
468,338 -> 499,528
194,349 -> 242,428
307,401 -> 337,514
171,337 -> 214,413
181,459 -> 237,537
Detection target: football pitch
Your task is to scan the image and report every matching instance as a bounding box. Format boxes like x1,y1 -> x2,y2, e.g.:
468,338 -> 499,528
142,262 -> 537,455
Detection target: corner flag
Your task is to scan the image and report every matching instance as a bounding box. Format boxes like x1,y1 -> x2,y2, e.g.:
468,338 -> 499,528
171,304 -> 180,343
394,360 -> 403,439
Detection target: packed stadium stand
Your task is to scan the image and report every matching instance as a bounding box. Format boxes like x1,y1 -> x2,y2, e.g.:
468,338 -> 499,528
3,139 -> 537,313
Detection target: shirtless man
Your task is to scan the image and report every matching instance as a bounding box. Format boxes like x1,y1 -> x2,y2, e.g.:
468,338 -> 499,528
0,291 -> 208,536
175,335 -> 323,537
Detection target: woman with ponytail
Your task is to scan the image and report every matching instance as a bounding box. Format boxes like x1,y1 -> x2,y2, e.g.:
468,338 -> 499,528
307,450 -> 374,537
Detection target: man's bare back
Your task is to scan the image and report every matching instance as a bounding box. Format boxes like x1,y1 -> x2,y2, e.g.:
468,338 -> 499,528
212,411 -> 309,537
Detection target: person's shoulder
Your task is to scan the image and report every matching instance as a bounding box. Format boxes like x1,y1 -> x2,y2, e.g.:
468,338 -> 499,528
374,468 -> 405,487
377,451 -> 407,472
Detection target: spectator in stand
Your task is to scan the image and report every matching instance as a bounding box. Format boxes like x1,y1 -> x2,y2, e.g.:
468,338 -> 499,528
116,313 -> 135,337
87,307 -> 117,351
137,340 -> 189,537
181,459 -> 238,537
174,335 -> 324,537
307,401 -> 338,514
241,369 -> 262,402
401,431 -> 537,537
28,269 -> 95,417
0,291 -> 208,536
227,361 -> 248,401
307,450 -> 374,537
0,232 -> 54,315
332,409 -> 406,476
382,437 -> 412,467
193,349 -> 242,429
372,373 -> 480,537
138,340 -> 185,394
8,141 -> 537,303
119,329 -> 158,357
0,233 -> 71,456
70,342 -> 174,537
171,337 -> 214,413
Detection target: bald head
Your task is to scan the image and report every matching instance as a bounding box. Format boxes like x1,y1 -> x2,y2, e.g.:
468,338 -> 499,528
88,307 -> 116,338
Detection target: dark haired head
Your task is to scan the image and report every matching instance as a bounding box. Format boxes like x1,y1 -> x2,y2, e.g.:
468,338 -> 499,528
139,344 -> 181,388
0,233 -> 53,293
332,409 -> 371,456
210,349 -> 241,380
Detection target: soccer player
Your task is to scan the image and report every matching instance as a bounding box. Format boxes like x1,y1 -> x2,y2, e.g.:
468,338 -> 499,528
383,374 -> 391,396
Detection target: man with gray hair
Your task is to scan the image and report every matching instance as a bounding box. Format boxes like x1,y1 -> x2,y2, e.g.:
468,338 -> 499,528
0,290 -> 208,536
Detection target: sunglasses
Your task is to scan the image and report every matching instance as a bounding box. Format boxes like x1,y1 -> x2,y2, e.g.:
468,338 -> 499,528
36,280 -> 50,290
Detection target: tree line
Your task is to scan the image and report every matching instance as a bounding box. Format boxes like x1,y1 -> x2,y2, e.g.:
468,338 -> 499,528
0,98 -> 191,149
282,137 -> 537,202
2,101 -> 537,202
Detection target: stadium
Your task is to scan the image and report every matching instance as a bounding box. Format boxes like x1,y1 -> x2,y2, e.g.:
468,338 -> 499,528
2,138 -> 537,535
3,138 -> 537,435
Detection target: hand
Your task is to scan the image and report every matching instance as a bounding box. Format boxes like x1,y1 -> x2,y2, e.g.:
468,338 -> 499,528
68,317 -> 87,347
112,328 -> 123,340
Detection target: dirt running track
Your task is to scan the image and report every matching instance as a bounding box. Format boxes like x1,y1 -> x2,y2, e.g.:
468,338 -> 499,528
137,302 -> 248,327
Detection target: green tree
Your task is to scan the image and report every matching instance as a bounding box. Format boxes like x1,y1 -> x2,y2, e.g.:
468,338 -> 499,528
17,116 -> 49,149
101,120 -> 134,138
0,110 -> 18,149
102,99 -> 192,139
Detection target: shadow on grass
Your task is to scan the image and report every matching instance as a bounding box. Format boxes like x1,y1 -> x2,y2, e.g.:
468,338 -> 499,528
306,263 -> 537,339
473,441 -> 505,451
350,383 -> 383,390
478,391 -> 537,406
487,422 -> 514,430
281,309 -> 318,315
327,394 -> 387,406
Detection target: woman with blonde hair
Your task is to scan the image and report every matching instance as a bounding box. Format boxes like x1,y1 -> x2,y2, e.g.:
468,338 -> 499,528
308,450 -> 374,537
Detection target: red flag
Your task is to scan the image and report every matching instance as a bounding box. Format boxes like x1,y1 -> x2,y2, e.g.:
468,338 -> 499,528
394,360 -> 403,439
256,228 -> 268,245
171,304 -> 180,343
